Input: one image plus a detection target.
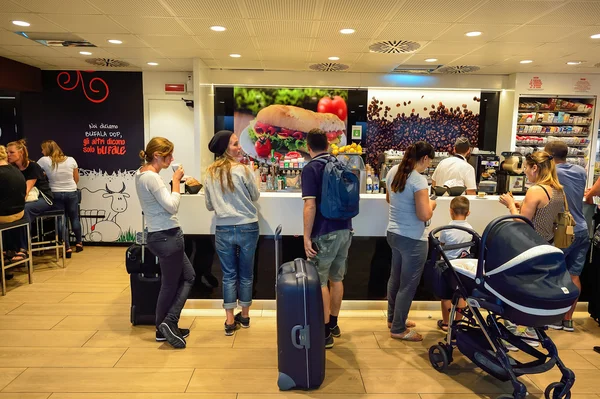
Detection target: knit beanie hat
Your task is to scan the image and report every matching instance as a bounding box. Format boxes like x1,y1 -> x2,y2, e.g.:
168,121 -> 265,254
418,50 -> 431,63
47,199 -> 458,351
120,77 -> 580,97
208,130 -> 234,156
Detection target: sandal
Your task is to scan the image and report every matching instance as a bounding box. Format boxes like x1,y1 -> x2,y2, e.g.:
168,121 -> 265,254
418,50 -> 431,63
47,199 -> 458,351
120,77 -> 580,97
437,320 -> 449,332
75,244 -> 83,253
65,249 -> 72,259
388,320 -> 416,329
391,329 -> 423,342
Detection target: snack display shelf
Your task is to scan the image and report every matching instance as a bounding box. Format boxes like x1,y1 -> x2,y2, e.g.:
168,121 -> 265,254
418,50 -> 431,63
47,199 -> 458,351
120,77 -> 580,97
515,133 -> 589,137
517,123 -> 591,127
518,109 -> 592,114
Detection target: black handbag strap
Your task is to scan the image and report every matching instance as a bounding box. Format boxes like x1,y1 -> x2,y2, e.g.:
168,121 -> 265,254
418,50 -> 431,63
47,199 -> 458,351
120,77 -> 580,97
536,184 -> 551,201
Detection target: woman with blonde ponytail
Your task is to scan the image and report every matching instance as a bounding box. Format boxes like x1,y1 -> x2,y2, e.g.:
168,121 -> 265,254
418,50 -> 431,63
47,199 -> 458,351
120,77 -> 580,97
135,137 -> 195,349
38,140 -> 82,257
204,130 -> 260,336
499,150 -> 565,349
385,141 -> 436,342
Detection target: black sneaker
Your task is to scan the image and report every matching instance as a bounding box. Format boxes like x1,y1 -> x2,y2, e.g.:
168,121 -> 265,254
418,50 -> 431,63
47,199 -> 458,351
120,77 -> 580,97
330,324 -> 341,338
158,321 -> 186,349
325,333 -> 334,349
224,321 -> 240,336
156,328 -> 189,342
234,312 -> 250,328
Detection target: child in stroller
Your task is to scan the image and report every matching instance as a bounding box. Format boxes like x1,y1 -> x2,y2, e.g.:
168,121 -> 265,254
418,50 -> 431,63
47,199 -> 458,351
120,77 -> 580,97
426,215 -> 579,399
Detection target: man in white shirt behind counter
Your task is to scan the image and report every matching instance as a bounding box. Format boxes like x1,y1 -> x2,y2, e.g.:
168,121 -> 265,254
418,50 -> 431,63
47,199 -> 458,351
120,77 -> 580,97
432,137 -> 477,195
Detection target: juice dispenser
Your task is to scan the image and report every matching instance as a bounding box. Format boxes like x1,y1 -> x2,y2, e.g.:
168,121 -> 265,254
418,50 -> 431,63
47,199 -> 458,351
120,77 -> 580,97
337,153 -> 366,194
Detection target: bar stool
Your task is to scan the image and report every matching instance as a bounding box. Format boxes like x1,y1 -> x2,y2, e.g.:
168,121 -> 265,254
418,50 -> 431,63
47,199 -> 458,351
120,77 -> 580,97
31,209 -> 66,268
0,219 -> 33,296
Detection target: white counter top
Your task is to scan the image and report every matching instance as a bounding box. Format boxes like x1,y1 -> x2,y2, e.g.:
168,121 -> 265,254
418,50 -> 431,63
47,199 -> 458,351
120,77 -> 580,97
179,192 -> 521,237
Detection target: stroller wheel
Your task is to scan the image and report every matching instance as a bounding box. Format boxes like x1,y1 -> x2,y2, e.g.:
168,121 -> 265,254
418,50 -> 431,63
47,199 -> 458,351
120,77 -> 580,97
428,344 -> 450,372
544,382 -> 571,399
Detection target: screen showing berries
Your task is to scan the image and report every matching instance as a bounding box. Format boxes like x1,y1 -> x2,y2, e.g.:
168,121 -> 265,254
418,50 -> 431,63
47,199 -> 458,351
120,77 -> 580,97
318,96 -> 347,120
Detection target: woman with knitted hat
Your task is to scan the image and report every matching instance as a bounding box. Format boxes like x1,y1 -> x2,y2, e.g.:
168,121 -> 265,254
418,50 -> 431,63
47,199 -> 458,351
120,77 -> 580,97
204,130 -> 260,336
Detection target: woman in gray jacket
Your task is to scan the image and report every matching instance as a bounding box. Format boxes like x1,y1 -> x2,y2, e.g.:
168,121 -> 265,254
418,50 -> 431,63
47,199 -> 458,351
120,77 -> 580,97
204,130 -> 260,336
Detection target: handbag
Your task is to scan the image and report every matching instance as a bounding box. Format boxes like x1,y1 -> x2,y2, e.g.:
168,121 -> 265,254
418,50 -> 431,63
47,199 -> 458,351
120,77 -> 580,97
554,191 -> 576,249
25,187 -> 39,202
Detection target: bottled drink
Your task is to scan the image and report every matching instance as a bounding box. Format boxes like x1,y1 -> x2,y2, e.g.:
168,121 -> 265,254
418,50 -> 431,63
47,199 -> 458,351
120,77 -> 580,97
373,175 -> 379,194
366,173 -> 373,194
266,173 -> 274,191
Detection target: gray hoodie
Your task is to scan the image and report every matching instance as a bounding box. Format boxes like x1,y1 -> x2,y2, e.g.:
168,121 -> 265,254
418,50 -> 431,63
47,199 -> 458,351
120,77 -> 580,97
204,164 -> 260,226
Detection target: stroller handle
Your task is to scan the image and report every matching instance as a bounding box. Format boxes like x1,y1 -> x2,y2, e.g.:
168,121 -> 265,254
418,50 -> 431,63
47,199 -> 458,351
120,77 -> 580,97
429,225 -> 482,241
475,214 -> 534,282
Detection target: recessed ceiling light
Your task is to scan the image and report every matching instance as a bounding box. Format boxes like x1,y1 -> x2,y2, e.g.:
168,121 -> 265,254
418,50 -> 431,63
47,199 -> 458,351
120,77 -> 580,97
108,39 -> 122,44
591,34 -> 600,39
340,28 -> 355,34
79,51 -> 92,55
12,20 -> 30,27
230,53 -> 241,58
147,62 -> 158,66
520,60 -> 533,64
465,31 -> 482,37
425,58 -> 438,62
210,26 -> 226,32
566,61 -> 582,65
328,56 -> 340,61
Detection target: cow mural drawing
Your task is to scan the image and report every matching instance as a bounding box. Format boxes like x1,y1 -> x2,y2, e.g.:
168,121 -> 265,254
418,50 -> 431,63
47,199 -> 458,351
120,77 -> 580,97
79,168 -> 142,242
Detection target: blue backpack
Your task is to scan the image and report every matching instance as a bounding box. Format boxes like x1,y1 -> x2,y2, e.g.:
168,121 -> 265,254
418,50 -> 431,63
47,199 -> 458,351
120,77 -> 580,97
313,156 -> 360,220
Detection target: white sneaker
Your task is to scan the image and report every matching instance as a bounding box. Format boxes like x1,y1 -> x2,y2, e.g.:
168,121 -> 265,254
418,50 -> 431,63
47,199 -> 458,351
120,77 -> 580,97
518,328 -> 539,347
502,340 -> 519,352
547,323 -> 563,330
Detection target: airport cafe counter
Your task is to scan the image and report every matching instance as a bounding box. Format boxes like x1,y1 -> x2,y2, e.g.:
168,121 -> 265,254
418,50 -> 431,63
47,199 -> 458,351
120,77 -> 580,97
179,192 -> 522,300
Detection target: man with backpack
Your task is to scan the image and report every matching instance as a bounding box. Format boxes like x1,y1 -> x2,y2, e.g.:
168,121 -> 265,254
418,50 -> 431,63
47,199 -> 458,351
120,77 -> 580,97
302,128 -> 359,349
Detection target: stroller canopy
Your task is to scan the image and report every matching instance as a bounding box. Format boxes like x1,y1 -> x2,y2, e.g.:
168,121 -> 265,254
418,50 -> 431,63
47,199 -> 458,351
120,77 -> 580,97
483,220 -> 578,319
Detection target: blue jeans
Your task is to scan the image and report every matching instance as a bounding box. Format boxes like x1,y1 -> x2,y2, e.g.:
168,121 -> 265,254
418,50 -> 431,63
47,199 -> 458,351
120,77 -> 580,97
22,197 -> 55,250
215,222 -> 259,309
53,191 -> 82,249
146,227 -> 196,329
562,229 -> 589,277
387,231 -> 428,334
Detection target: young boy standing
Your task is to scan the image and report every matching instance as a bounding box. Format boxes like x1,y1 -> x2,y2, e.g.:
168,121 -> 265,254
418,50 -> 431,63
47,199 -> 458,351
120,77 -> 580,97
438,196 -> 472,331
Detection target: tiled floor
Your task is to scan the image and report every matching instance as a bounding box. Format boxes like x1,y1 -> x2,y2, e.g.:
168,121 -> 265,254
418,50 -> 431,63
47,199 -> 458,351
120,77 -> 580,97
1,246 -> 599,399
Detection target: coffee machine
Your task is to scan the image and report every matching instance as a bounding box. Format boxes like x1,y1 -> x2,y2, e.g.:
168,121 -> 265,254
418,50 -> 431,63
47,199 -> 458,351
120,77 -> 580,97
379,150 -> 403,193
497,152 -> 528,195
468,150 -> 500,194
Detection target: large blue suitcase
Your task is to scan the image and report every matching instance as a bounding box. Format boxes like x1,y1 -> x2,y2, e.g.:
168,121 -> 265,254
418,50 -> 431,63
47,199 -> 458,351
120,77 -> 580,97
275,226 -> 326,390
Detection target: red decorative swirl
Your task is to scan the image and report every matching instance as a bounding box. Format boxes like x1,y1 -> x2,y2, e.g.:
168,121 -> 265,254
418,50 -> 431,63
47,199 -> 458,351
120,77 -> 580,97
57,71 -> 110,104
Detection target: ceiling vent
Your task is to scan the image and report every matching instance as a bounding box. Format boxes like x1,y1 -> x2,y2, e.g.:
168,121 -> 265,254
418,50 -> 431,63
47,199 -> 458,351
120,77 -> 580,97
436,65 -> 480,74
85,58 -> 131,67
369,40 -> 420,54
392,64 -> 442,74
309,62 -> 349,72
14,32 -> 95,47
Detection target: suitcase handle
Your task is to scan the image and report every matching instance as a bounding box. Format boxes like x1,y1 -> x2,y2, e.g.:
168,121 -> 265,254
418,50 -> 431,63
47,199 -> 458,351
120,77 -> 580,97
291,324 -> 311,350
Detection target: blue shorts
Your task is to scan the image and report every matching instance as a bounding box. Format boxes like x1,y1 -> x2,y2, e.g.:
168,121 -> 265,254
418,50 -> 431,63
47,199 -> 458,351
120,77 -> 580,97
562,230 -> 589,277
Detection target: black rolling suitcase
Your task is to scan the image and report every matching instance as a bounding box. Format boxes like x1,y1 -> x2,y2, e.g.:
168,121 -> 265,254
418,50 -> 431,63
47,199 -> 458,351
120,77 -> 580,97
125,213 -> 161,326
275,225 -> 326,391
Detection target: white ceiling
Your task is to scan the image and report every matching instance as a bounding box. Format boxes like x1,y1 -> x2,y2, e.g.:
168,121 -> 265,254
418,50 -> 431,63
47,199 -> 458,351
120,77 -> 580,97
1,0 -> 600,74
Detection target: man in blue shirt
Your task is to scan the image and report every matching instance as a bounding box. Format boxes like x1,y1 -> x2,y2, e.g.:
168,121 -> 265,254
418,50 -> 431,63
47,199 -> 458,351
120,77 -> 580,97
302,129 -> 352,349
545,141 -> 589,332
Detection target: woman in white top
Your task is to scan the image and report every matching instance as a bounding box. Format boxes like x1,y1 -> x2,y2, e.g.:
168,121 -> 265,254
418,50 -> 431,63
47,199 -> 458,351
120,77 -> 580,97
38,140 -> 81,257
135,137 -> 195,349
386,141 -> 437,342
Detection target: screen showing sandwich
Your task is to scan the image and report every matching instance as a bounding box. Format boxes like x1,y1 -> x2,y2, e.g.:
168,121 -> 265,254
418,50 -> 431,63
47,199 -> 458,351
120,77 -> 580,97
233,87 -> 348,161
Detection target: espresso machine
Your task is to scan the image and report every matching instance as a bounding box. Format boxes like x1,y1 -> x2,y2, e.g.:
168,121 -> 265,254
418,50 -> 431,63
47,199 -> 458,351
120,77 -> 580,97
468,150 -> 500,194
497,152 -> 528,195
379,150 -> 403,193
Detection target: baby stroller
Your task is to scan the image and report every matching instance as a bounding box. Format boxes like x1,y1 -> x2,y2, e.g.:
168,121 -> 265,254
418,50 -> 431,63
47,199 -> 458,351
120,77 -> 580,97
426,215 -> 579,399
